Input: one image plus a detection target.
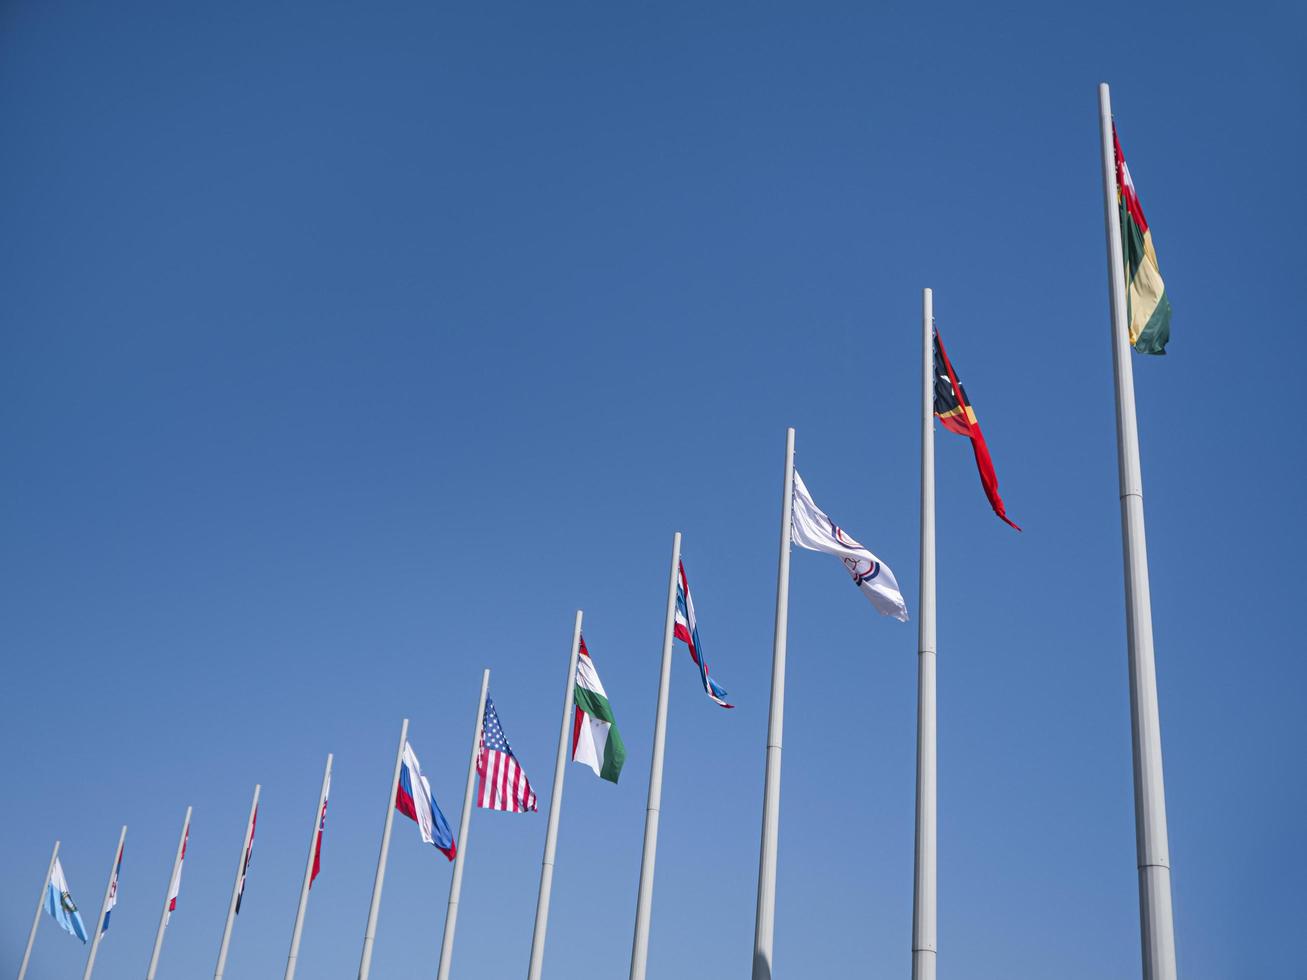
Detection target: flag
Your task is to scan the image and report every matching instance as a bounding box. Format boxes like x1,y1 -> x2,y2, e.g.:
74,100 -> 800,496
164,825 -> 188,924
101,841 -> 124,933
234,805 -> 257,914
571,635 -> 626,783
45,858 -> 88,943
310,772 -> 330,887
790,469 -> 908,621
477,697 -> 538,812
674,560 -> 732,707
395,740 -> 456,860
1114,123 -> 1171,355
933,328 -> 1020,530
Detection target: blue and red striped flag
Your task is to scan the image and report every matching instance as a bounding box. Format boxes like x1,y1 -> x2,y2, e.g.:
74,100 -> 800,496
674,560 -> 732,708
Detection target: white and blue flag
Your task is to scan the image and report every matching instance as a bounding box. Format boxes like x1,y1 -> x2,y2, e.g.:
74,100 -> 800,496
46,858 -> 89,943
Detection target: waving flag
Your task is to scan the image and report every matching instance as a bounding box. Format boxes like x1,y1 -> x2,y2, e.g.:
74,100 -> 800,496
791,470 -> 908,621
572,636 -> 626,783
396,741 -> 456,860
934,328 -> 1020,530
234,805 -> 258,914
102,842 -> 124,933
477,697 -> 538,812
164,825 -> 188,924
674,560 -> 732,707
310,772 -> 330,887
46,858 -> 88,943
1114,123 -> 1171,354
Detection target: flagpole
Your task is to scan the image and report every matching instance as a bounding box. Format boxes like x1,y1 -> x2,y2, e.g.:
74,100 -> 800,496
15,839 -> 59,980
215,784 -> 261,979
82,826 -> 127,980
1097,81 -> 1178,980
358,719 -> 409,980
913,287 -> 938,980
752,426 -> 795,980
526,610 -> 584,980
285,753 -> 333,980
436,668 -> 492,980
147,806 -> 192,980
628,530 -> 681,980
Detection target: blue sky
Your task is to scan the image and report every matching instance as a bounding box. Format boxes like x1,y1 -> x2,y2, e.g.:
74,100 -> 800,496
2,2 -> 1304,978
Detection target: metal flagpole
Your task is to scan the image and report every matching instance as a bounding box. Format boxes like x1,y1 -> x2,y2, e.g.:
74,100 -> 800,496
752,426 -> 795,980
82,825 -> 127,980
913,287 -> 938,980
1097,81 -> 1178,980
147,806 -> 192,980
285,753 -> 333,980
215,784 -> 261,979
526,611 -> 585,980
358,719 -> 409,980
16,839 -> 59,980
436,668 -> 491,980
628,530 -> 681,980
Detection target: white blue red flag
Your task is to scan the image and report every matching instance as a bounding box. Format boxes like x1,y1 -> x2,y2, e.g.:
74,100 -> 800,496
101,841 -> 124,933
396,741 -> 456,860
674,560 -> 732,708
310,771 -> 330,887
476,697 -> 538,813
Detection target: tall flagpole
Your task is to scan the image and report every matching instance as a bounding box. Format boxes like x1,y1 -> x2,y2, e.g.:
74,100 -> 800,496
436,668 -> 492,980
752,426 -> 795,980
913,287 -> 938,980
1097,81 -> 1178,980
358,720 -> 409,980
285,753 -> 333,980
16,839 -> 59,980
215,784 -> 261,979
147,806 -> 192,980
526,611 -> 584,980
82,825 -> 127,980
628,530 -> 681,980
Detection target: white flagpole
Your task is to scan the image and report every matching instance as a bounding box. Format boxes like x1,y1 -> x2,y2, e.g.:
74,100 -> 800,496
147,806 -> 192,980
628,530 -> 681,980
436,668 -> 491,980
16,839 -> 59,980
1097,81 -> 1178,980
358,720 -> 409,980
215,784 -> 261,979
752,426 -> 795,980
285,753 -> 333,980
913,287 -> 938,980
82,825 -> 127,980
526,611 -> 584,980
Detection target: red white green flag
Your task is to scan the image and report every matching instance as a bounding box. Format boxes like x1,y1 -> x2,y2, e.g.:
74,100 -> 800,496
1114,124 -> 1171,355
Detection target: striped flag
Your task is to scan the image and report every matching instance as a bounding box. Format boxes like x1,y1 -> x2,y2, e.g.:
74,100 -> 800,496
572,636 -> 626,783
45,858 -> 88,943
1114,122 -> 1171,354
102,841 -> 124,933
476,697 -> 538,812
309,772 -> 330,888
674,560 -> 732,708
164,825 -> 188,923
234,805 -> 257,914
395,740 -> 456,859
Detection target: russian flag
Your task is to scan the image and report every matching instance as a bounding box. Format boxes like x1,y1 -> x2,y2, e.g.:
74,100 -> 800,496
396,741 -> 456,860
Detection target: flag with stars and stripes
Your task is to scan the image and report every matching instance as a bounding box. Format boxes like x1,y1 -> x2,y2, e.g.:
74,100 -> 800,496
476,697 -> 538,813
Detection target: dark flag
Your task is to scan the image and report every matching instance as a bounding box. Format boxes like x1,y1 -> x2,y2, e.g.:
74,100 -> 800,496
933,329 -> 1020,530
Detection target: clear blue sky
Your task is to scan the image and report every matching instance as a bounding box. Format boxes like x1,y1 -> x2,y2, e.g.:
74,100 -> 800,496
3,2 -> 1304,978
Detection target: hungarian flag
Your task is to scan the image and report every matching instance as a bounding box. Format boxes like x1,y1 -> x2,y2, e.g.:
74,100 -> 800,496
571,636 -> 626,783
1114,123 -> 1171,354
933,329 -> 1020,531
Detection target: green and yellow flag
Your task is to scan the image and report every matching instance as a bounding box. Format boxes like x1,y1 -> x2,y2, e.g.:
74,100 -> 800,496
1114,124 -> 1171,354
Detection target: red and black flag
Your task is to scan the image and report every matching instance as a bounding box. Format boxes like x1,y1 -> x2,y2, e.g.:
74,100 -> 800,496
933,329 -> 1020,531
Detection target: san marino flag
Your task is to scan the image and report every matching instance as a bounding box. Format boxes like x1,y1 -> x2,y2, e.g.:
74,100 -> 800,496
571,636 -> 626,784
46,858 -> 88,943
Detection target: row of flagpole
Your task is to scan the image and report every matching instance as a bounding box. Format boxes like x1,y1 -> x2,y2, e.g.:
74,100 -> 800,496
15,81 -> 1177,980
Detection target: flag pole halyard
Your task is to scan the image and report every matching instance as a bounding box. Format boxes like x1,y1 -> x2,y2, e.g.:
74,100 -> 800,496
358,721 -> 409,980
215,784 -> 260,979
527,611 -> 584,980
1097,81 -> 1178,980
82,826 -> 127,980
436,668 -> 491,980
147,806 -> 191,980
285,753 -> 332,980
752,427 -> 795,980
913,287 -> 938,980
628,530 -> 682,980
16,839 -> 59,980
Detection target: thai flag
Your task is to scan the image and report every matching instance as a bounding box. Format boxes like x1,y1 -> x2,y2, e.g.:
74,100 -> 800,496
102,842 -> 124,933
674,560 -> 732,708
395,741 -> 456,860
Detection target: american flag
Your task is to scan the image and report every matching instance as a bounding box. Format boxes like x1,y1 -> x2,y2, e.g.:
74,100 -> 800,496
476,697 -> 538,812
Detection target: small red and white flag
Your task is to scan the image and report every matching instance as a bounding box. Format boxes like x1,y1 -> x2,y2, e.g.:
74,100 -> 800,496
164,825 -> 189,924
310,771 -> 330,888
